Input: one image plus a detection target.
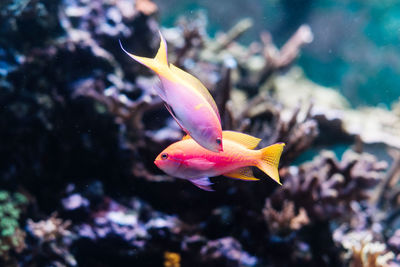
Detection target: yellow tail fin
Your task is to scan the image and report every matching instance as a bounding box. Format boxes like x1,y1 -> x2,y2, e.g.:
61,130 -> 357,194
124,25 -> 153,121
119,31 -> 168,74
257,143 -> 285,185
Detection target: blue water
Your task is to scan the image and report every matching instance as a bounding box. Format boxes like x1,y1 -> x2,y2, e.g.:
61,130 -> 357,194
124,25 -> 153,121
155,0 -> 400,108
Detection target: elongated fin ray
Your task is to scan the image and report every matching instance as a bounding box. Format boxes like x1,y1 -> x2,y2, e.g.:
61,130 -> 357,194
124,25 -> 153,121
257,143 -> 285,185
190,177 -> 214,191
153,80 -> 167,102
169,63 -> 221,121
222,131 -> 261,149
224,167 -> 259,181
164,103 -> 187,133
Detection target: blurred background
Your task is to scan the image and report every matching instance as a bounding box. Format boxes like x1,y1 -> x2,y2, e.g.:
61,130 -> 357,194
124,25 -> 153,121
156,0 -> 400,108
1,0 -> 400,266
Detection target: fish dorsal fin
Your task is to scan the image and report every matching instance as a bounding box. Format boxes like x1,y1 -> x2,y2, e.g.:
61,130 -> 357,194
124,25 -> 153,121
169,63 -> 221,121
222,131 -> 261,149
224,167 -> 259,181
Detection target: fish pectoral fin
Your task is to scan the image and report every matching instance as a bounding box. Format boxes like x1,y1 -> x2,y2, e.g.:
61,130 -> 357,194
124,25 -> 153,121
190,177 -> 214,191
164,103 -> 188,133
223,167 -> 259,181
185,158 -> 215,171
222,131 -> 261,149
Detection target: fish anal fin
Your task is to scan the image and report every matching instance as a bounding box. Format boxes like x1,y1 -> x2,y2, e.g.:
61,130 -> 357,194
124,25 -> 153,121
190,177 -> 214,191
222,131 -> 261,149
169,64 -> 221,121
224,167 -> 259,181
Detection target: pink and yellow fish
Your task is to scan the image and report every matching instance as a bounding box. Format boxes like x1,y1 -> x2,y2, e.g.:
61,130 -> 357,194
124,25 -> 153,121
120,32 -> 223,152
154,131 -> 285,191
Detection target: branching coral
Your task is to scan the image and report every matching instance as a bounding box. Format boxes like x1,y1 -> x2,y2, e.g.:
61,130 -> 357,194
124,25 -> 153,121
236,24 -> 313,94
2,0 -> 399,266
269,150 -> 387,222
200,237 -> 258,267
334,230 -> 396,267
27,213 -> 77,266
263,199 -> 309,236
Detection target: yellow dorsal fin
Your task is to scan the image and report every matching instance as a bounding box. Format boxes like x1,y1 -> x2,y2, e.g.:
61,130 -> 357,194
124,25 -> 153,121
224,167 -> 259,181
119,31 -> 169,76
182,134 -> 191,140
169,63 -> 221,120
222,131 -> 261,149
257,143 -> 285,185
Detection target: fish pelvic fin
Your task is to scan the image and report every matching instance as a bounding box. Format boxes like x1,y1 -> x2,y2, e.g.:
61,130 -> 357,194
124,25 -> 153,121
119,31 -> 169,76
190,177 -> 214,191
257,143 -> 285,185
223,167 -> 259,181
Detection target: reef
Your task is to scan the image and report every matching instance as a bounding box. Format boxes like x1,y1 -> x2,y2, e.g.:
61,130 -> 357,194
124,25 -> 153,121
0,0 -> 400,266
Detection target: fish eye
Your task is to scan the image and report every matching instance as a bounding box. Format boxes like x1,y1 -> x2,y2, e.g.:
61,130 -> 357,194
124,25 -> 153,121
161,153 -> 168,160
216,138 -> 222,145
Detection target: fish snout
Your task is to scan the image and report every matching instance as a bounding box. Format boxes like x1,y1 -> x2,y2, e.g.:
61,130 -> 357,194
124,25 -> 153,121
154,159 -> 160,167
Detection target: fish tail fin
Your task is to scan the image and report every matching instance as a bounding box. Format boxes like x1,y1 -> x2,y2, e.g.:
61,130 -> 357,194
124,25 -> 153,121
119,31 -> 169,74
256,143 -> 285,185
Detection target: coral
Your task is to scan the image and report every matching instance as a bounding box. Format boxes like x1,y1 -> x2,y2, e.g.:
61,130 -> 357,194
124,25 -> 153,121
237,24 -> 313,94
72,197 -> 184,266
269,150 -> 387,222
334,230 -> 395,267
200,237 -> 258,267
388,230 -> 400,254
0,191 -> 27,263
26,213 -> 77,266
1,0 -> 399,266
27,213 -> 72,243
263,199 -> 309,236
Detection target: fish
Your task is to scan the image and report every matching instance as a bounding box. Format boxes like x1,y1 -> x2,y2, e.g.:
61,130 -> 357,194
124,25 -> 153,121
154,130 -> 285,191
119,32 -> 223,152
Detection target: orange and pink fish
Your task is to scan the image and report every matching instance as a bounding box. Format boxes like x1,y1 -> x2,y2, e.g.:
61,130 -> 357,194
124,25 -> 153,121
154,131 -> 285,191
120,32 -> 223,152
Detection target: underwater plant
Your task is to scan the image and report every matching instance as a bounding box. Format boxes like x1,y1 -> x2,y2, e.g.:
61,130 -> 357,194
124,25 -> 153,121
0,191 -> 27,263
